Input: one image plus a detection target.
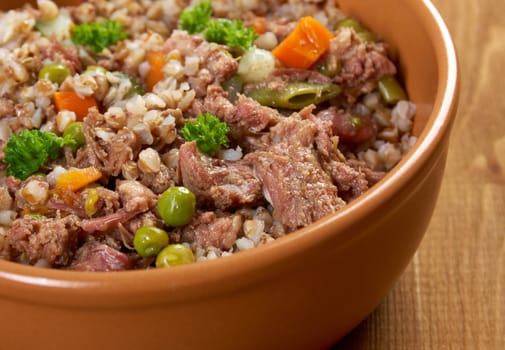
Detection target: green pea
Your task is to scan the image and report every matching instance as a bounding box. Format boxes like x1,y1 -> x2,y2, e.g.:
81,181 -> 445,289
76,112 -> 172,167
133,226 -> 169,258
155,244 -> 195,268
84,65 -> 108,75
157,186 -> 196,227
38,63 -> 71,84
63,122 -> 86,151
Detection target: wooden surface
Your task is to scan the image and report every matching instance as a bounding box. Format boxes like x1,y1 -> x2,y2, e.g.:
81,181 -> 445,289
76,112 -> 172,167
334,0 -> 505,348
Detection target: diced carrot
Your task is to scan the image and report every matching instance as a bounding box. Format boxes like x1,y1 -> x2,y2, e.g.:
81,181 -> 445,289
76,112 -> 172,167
55,167 -> 103,193
251,17 -> 267,35
272,16 -> 333,69
53,91 -> 98,121
146,50 -> 165,92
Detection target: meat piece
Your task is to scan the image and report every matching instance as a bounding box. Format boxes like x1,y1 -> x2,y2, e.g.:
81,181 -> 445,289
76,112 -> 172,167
0,97 -> 14,118
6,215 -> 81,266
124,211 -> 163,237
178,142 -> 263,210
246,144 -> 345,231
317,107 -> 376,144
269,112 -> 317,147
79,181 -> 155,234
139,164 -> 176,194
328,28 -> 396,98
231,94 -> 279,133
347,159 -> 386,186
69,240 -> 131,272
79,210 -> 138,233
182,211 -> 242,250
46,197 -> 87,218
70,112 -> 141,177
5,176 -> 21,197
164,31 -> 238,91
105,129 -> 141,176
322,159 -> 369,201
191,85 -> 278,135
117,180 -> 157,213
0,185 -> 13,210
81,186 -> 120,216
40,38 -> 82,73
47,186 -> 120,219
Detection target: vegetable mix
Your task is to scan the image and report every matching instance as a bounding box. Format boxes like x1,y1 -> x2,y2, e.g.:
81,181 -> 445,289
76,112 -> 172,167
0,0 -> 416,271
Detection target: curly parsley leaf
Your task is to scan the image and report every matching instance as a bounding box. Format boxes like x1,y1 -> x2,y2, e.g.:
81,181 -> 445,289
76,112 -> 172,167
4,130 -> 76,180
180,113 -> 230,156
179,0 -> 212,34
71,20 -> 128,53
179,1 -> 257,50
203,19 -> 258,51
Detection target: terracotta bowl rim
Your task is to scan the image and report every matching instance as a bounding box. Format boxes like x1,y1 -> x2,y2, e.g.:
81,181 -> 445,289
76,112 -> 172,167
0,0 -> 459,305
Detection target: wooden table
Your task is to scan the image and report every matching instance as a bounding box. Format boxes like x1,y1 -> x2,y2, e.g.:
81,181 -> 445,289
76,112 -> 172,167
334,0 -> 505,348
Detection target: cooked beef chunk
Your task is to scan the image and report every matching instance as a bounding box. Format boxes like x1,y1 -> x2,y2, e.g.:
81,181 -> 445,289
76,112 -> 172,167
179,142 -> 263,210
69,240 -> 131,272
70,111 -> 141,178
79,210 -> 139,233
322,159 -> 369,201
182,211 -> 242,251
7,215 -> 81,266
246,144 -> 345,231
163,31 -> 238,94
0,97 -> 14,118
117,180 -> 157,213
329,28 -> 396,99
191,85 -> 278,134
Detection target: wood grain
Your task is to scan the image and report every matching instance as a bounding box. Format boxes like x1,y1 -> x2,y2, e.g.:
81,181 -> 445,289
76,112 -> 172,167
333,0 -> 505,348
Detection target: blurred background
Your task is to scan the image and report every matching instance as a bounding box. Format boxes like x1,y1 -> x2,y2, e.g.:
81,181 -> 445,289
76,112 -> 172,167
334,0 -> 505,348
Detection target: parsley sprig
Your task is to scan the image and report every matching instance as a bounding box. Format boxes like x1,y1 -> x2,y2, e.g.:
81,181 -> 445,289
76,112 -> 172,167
4,130 -> 76,180
71,20 -> 128,53
180,113 -> 230,156
179,1 -> 258,51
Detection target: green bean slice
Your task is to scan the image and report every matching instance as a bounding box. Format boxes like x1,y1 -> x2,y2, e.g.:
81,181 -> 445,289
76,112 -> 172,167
377,76 -> 407,105
246,82 -> 341,109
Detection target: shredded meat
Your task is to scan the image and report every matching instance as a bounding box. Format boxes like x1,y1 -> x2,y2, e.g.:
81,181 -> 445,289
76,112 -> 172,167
182,211 -> 242,250
69,111 -> 142,178
6,215 -> 81,266
69,240 -> 131,272
328,27 -> 397,99
179,142 -> 263,210
163,31 -> 238,95
246,144 -> 345,231
0,97 -> 14,118
191,85 -> 279,135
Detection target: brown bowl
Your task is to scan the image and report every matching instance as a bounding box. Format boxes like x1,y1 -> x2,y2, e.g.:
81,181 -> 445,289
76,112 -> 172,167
0,0 -> 458,349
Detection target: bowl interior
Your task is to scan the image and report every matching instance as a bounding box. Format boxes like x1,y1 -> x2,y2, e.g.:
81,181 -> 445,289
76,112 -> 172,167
0,0 -> 458,305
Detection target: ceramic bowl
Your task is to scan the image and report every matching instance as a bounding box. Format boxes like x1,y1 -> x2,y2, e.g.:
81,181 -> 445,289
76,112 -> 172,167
0,0 -> 458,349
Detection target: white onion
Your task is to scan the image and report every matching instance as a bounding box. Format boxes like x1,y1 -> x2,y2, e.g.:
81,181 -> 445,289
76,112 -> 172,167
238,47 -> 276,83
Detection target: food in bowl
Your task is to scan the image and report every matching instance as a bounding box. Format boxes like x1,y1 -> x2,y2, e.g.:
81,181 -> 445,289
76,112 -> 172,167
0,0 -> 417,271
